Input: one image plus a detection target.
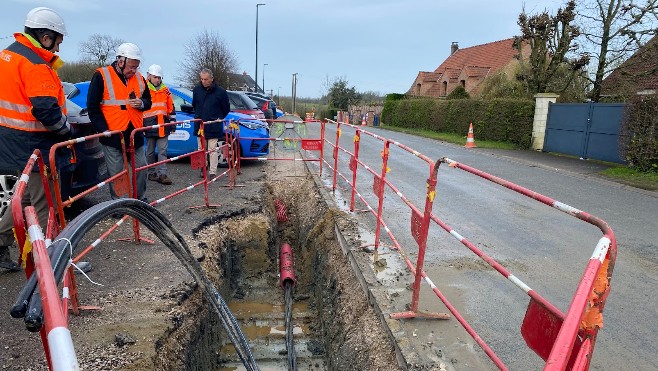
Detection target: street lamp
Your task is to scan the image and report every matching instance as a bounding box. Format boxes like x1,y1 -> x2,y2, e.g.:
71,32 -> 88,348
255,3 -> 266,93
262,63 -> 268,93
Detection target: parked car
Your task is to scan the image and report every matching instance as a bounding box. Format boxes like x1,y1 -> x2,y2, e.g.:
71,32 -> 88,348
244,92 -> 283,118
60,95 -> 107,200
65,81 -> 89,108
227,90 -> 266,120
169,86 -> 270,165
243,92 -> 275,121
0,85 -> 106,222
0,174 -> 17,223
70,81 -> 270,166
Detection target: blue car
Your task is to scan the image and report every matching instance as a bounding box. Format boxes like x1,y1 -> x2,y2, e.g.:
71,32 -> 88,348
71,82 -> 270,164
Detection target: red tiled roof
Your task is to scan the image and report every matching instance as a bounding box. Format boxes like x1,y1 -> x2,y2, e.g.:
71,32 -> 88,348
600,35 -> 658,96
418,71 -> 442,82
463,65 -> 492,78
408,38 -> 523,97
435,38 -> 518,75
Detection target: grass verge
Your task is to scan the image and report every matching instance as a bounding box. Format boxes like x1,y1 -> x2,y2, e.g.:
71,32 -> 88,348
378,125 -> 520,150
600,167 -> 658,191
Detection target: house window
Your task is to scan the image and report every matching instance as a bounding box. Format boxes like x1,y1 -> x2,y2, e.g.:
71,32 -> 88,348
442,81 -> 447,96
460,80 -> 466,88
416,83 -> 421,95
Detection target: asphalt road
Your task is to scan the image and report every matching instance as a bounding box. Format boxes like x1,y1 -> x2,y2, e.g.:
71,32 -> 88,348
305,123 -> 658,370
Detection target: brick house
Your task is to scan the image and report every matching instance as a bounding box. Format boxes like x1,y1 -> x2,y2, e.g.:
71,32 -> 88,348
408,38 -> 528,98
225,72 -> 260,93
599,35 -> 658,99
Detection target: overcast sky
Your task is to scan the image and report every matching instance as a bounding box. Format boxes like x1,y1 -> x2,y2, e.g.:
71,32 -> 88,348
1,0 -> 563,98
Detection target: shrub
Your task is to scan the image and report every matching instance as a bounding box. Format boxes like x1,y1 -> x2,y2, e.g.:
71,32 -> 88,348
446,86 -> 470,100
58,61 -> 97,83
621,95 -> 658,172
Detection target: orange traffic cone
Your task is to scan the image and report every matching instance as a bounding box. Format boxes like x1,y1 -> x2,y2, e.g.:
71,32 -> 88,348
361,115 -> 366,126
464,123 -> 477,148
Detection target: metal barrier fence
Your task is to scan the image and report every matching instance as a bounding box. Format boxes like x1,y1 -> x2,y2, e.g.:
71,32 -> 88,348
127,119 -> 240,242
9,119 -> 238,369
10,149 -> 78,370
8,116 -> 616,370
316,119 -> 617,370
246,117 -> 325,165
7,116 -> 324,370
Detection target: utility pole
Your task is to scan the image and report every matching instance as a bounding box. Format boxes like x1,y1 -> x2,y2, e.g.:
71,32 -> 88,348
292,73 -> 298,115
255,3 -> 266,93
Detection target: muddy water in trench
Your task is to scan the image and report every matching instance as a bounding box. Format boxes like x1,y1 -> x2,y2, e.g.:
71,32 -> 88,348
183,160 -> 401,371
206,213 -> 327,370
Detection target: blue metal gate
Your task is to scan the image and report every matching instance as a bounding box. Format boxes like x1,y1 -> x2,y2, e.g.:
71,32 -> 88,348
544,103 -> 626,163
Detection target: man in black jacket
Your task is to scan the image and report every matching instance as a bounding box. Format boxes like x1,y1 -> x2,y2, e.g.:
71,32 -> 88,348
192,68 -> 230,177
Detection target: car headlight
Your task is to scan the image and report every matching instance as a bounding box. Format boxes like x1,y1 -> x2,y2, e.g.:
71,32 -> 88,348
240,121 -> 265,130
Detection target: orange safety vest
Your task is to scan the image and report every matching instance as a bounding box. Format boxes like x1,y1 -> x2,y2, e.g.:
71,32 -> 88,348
98,66 -> 145,131
0,33 -> 66,132
143,83 -> 174,137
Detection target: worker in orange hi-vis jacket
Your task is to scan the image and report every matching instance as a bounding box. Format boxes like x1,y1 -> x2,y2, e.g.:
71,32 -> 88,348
143,64 -> 176,185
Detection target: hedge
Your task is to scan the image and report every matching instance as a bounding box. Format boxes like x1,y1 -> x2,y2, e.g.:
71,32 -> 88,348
381,98 -> 535,148
621,95 -> 658,172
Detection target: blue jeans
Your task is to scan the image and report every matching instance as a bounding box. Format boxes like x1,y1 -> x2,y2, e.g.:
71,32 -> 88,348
102,145 -> 146,200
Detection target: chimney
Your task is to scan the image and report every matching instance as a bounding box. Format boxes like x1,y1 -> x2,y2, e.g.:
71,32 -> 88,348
451,42 -> 459,55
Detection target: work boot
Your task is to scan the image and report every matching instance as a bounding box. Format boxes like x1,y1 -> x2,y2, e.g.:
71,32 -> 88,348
148,173 -> 158,181
157,174 -> 172,185
73,261 -> 92,274
0,245 -> 20,272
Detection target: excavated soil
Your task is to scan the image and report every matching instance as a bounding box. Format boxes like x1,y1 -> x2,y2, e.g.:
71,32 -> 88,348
0,159 -> 404,370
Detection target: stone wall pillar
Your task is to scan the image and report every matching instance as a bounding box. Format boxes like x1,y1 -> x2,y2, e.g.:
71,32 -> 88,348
532,93 -> 559,151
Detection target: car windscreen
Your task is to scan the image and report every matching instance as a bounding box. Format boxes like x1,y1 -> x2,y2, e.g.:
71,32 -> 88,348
170,87 -> 193,111
62,82 -> 79,99
228,91 -> 259,110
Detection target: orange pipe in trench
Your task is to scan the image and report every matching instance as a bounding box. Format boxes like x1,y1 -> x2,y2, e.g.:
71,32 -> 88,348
279,243 -> 296,288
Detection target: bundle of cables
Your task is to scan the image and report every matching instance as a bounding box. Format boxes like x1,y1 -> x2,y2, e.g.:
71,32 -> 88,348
10,198 -> 259,371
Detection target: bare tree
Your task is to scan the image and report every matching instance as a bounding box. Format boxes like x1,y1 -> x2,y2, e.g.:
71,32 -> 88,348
577,0 -> 658,101
79,34 -> 124,66
177,29 -> 239,89
516,1 -> 590,95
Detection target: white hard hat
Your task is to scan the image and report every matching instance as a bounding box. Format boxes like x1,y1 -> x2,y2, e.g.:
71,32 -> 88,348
116,42 -> 142,61
24,7 -> 67,36
147,64 -> 163,77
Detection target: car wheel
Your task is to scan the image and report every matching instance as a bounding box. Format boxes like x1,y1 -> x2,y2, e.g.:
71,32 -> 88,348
0,174 -> 19,223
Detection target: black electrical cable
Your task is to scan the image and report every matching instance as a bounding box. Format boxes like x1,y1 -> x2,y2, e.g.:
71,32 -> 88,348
284,281 -> 297,371
11,199 -> 259,371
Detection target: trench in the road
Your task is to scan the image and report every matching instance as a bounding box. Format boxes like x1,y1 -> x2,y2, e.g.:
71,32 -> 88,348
155,163 -> 402,370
